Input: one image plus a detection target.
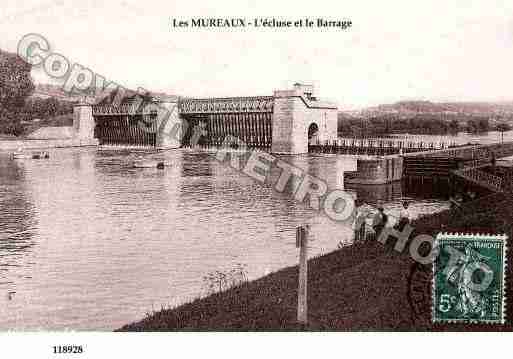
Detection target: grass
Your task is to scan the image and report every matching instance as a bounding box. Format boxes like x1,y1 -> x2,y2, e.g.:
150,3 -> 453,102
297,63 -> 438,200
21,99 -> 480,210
118,191 -> 513,331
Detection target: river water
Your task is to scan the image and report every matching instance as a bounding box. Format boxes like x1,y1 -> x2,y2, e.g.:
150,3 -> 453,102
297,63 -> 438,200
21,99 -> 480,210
2,131 -> 510,330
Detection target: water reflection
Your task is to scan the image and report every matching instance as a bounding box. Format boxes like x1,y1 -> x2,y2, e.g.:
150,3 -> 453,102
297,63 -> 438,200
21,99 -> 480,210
345,181 -> 403,204
0,157 -> 36,298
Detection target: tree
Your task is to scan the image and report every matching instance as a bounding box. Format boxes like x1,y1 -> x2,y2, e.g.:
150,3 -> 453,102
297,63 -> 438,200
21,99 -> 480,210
0,50 -> 34,109
0,107 -> 26,135
0,49 -> 34,134
449,118 -> 459,132
25,97 -> 74,119
496,123 -> 511,144
466,119 -> 478,133
478,118 -> 489,132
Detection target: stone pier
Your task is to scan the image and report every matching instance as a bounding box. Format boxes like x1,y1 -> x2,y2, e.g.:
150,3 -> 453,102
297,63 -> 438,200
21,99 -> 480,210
271,83 -> 338,154
72,104 -> 99,146
344,156 -> 404,185
155,99 -> 182,149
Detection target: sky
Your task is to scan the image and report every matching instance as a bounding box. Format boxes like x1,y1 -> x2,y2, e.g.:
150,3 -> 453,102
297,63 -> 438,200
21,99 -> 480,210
1,0 -> 513,109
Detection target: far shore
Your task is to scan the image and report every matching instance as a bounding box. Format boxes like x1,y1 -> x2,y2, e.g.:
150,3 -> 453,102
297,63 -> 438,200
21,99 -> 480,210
0,137 -> 98,151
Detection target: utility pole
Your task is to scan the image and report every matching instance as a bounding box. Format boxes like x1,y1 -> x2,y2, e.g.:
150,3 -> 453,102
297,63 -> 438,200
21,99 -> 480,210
296,225 -> 309,325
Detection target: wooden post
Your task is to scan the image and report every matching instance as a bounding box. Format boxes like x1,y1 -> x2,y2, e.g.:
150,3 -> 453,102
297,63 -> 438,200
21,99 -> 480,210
296,225 -> 309,325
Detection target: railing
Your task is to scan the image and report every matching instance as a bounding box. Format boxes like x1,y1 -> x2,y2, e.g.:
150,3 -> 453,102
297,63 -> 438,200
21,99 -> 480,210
308,138 -> 453,155
453,167 -> 504,192
493,166 -> 513,193
92,102 -> 158,116
333,137 -> 451,149
406,141 -> 513,160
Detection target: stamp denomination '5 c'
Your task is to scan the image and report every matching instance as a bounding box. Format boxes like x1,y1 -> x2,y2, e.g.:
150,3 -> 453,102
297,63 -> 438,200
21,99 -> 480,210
433,233 -> 507,324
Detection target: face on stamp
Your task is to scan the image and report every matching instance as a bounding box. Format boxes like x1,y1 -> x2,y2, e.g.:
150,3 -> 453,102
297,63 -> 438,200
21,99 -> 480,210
433,233 -> 507,324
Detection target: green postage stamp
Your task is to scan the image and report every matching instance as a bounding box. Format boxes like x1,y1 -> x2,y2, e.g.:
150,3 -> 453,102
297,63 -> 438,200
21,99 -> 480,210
433,233 -> 507,324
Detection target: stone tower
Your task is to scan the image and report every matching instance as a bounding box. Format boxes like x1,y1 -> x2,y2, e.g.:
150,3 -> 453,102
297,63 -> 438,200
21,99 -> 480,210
271,83 -> 338,154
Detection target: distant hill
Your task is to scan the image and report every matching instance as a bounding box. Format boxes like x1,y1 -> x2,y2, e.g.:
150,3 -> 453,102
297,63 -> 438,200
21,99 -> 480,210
32,83 -> 105,104
350,100 -> 513,117
32,83 -> 178,104
338,100 -> 513,136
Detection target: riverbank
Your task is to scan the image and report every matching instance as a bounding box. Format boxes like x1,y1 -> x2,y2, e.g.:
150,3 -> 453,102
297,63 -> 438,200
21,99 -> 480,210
0,137 -> 98,151
119,192 -> 513,331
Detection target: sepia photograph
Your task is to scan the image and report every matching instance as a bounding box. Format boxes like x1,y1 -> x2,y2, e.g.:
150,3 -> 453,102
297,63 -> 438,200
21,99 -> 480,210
1,0 -> 512,357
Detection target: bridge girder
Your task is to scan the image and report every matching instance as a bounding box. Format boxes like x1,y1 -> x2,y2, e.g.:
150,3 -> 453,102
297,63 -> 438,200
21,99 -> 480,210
92,102 -> 158,116
178,96 -> 274,114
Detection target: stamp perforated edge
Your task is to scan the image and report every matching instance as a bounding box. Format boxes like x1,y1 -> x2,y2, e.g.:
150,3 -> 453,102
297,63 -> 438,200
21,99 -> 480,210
431,232 -> 508,325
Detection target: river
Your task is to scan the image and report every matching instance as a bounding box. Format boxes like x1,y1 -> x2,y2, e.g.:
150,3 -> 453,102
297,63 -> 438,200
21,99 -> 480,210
3,130 -> 510,330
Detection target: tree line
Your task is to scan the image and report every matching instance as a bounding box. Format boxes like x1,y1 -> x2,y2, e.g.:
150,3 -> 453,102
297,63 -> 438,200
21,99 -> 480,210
338,114 -> 511,137
0,49 -> 75,136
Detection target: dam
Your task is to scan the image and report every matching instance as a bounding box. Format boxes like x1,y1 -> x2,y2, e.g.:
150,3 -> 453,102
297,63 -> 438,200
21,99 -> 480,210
78,83 -> 338,155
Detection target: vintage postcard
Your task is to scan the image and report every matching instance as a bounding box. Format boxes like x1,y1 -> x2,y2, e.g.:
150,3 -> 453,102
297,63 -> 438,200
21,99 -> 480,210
1,0 -> 513,357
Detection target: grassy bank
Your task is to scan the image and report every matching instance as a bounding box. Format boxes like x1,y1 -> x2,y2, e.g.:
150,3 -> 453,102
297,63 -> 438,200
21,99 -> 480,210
119,192 -> 513,331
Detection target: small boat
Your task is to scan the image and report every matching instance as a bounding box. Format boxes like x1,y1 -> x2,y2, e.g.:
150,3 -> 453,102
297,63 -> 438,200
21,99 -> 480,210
11,152 -> 31,159
11,150 -> 50,160
132,159 -> 172,169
